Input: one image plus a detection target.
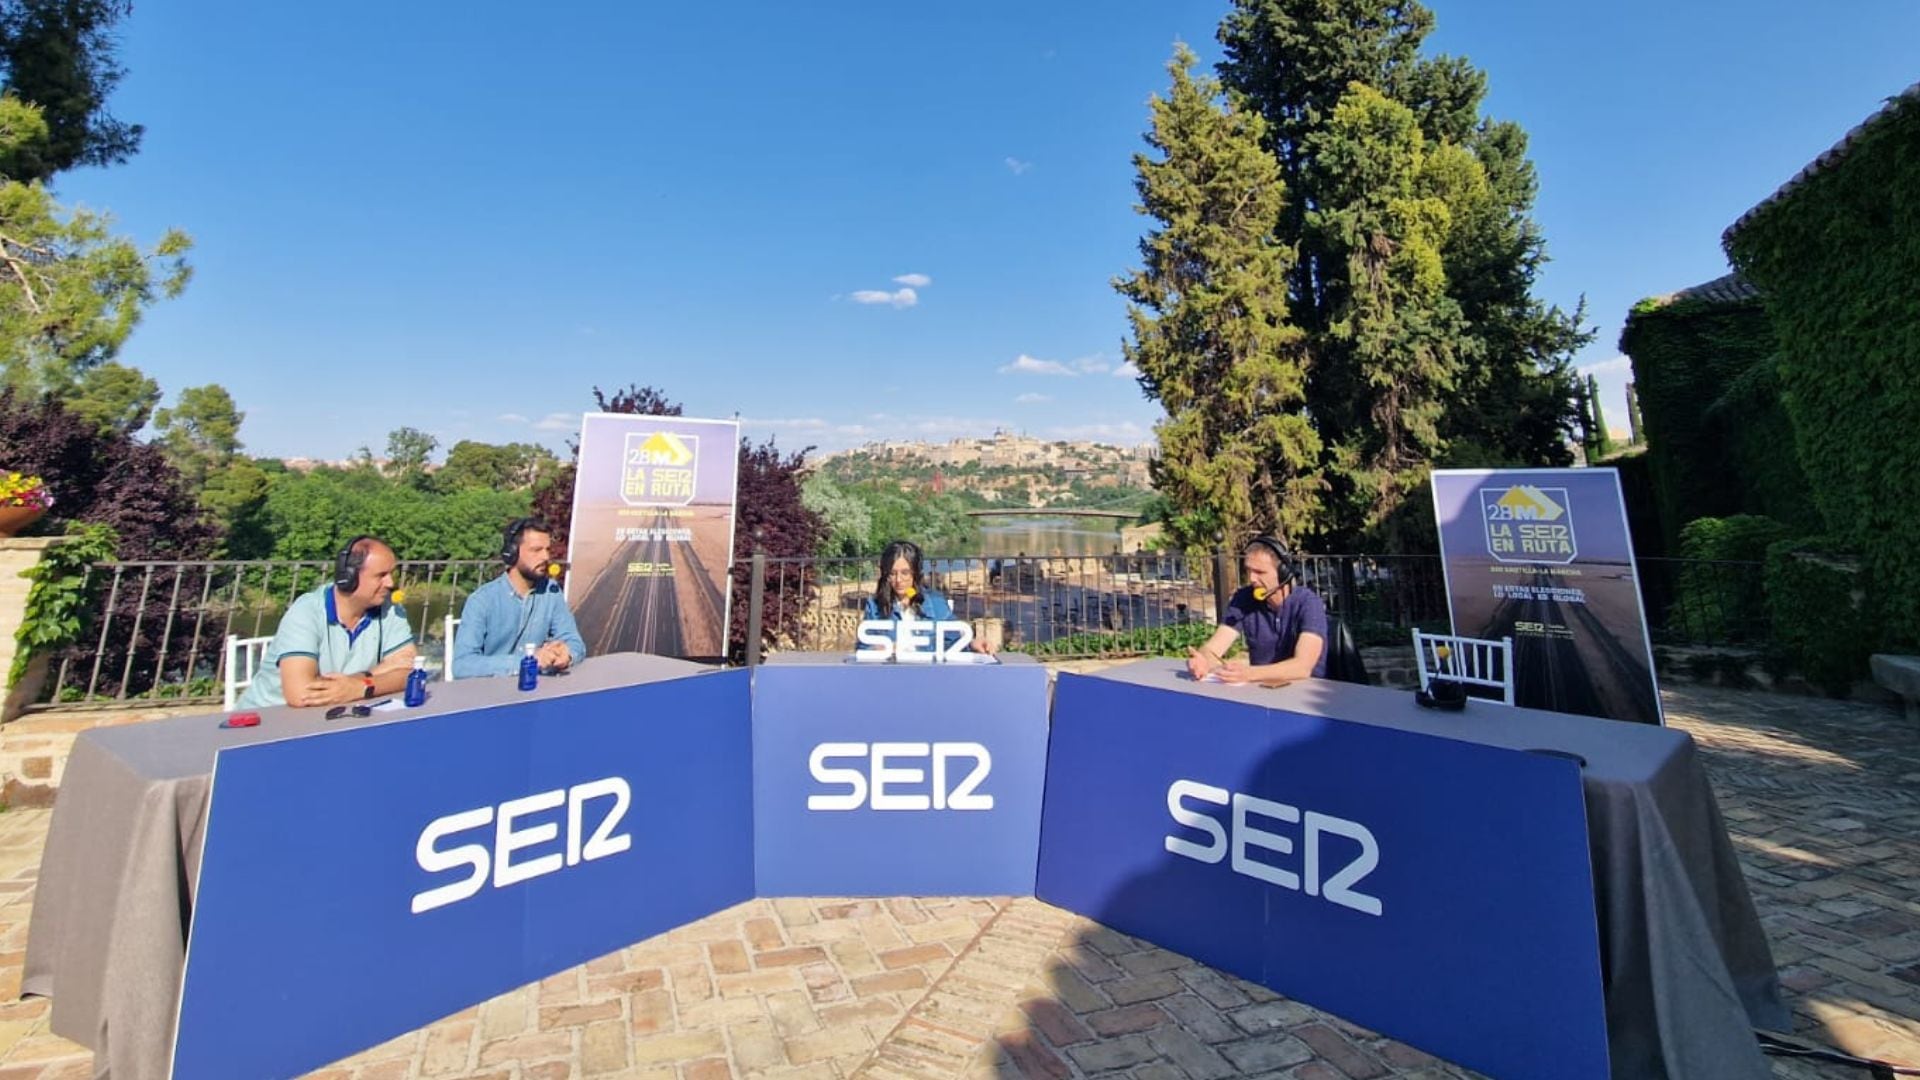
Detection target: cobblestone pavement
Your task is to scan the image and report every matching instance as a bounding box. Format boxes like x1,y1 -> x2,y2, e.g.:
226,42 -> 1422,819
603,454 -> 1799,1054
1,682 -> 1916,1079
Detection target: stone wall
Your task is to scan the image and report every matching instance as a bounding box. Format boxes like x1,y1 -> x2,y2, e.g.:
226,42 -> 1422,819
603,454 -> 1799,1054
0,537 -> 61,718
0,704 -> 207,807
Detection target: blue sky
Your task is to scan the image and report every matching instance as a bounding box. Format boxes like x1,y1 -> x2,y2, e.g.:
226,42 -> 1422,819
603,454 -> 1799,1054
55,1 -> 1920,461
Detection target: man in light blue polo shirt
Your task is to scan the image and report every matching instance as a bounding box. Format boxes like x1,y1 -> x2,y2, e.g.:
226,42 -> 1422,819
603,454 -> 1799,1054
237,535 -> 418,709
451,517 -> 587,679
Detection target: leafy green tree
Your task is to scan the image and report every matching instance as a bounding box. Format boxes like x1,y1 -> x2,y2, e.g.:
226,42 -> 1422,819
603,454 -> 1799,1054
200,458 -> 272,557
384,425 -> 437,484
1587,374 -> 1613,457
1308,83 -> 1467,538
438,439 -> 557,491
64,358 -> 156,434
258,468 -> 528,562
154,383 -> 244,488
1118,46 -> 1320,556
0,98 -> 190,400
1212,0 -> 1585,547
801,472 -> 874,558
0,0 -> 143,180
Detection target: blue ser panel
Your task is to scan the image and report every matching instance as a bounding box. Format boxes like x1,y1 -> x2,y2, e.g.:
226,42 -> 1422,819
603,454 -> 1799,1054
752,662 -> 1051,896
1036,674 -> 1609,1080
174,670 -> 754,1080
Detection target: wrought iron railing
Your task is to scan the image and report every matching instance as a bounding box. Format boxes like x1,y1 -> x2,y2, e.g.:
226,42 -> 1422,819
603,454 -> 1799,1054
1635,557 -> 1771,647
39,559 -> 499,707
746,551 -> 1455,659
27,551 -> 1770,708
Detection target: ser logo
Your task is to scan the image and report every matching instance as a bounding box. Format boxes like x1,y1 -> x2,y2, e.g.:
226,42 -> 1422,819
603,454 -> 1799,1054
808,742 -> 992,811
620,431 -> 698,507
411,777 -> 632,914
1165,779 -> 1382,916
1479,484 -> 1577,565
854,616 -> 975,663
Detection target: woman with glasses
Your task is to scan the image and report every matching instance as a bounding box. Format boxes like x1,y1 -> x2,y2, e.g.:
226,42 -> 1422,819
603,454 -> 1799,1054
861,539 -> 995,653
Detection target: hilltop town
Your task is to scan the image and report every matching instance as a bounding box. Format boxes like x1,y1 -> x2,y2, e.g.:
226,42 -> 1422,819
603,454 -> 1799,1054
816,431 -> 1155,507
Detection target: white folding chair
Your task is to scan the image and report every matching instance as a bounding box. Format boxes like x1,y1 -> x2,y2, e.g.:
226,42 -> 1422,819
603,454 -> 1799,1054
1413,629 -> 1515,705
224,634 -> 274,711
443,615 -> 461,682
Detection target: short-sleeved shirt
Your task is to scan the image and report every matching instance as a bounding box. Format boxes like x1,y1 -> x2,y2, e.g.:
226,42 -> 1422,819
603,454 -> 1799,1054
1221,584 -> 1328,676
236,584 -> 415,708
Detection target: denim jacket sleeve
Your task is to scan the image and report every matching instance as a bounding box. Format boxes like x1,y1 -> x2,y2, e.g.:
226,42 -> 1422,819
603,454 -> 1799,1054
451,582 -> 523,679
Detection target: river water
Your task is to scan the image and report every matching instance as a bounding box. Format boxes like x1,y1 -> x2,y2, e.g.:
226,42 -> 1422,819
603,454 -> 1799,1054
974,519 -> 1128,557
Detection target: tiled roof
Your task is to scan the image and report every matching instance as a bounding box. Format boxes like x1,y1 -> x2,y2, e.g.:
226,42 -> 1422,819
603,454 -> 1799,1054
1634,272 -> 1760,316
1724,82 -> 1920,246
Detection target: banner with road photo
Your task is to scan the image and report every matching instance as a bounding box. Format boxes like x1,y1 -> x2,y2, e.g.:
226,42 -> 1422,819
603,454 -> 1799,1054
566,414 -> 741,660
1431,468 -> 1663,725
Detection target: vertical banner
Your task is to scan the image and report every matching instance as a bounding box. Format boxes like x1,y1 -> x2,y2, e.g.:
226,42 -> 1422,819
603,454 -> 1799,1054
1431,468 -> 1663,725
567,414 -> 740,660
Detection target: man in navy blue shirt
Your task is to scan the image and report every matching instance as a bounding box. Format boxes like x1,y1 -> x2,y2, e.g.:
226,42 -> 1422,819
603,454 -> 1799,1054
1186,536 -> 1328,685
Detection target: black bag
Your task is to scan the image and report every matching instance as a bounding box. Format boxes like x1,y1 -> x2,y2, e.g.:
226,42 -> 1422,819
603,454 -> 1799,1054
1323,616 -> 1371,685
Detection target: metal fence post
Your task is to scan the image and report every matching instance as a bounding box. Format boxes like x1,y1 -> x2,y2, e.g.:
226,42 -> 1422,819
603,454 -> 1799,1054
1212,547 -> 1231,624
747,550 -> 766,667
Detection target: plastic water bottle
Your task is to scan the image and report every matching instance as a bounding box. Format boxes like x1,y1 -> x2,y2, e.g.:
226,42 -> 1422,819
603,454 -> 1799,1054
518,643 -> 539,691
404,656 -> 428,707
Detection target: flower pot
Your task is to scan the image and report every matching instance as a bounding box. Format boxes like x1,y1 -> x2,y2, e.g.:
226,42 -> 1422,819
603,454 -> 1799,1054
0,505 -> 45,537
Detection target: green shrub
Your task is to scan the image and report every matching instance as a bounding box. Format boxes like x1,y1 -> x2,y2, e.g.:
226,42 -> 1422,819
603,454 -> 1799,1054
1763,537 -> 1880,696
1669,515 -> 1789,642
1012,622 -> 1223,659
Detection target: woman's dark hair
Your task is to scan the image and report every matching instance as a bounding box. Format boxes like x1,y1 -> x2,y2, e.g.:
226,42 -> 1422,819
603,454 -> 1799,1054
874,539 -> 926,616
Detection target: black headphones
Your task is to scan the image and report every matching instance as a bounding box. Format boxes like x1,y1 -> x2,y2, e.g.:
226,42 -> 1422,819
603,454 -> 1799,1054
501,517 -> 548,566
334,535 -> 377,592
1243,535 -> 1300,585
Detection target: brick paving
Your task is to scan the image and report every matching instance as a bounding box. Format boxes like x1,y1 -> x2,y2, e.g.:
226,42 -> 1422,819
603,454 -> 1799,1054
1,682 -> 1917,1078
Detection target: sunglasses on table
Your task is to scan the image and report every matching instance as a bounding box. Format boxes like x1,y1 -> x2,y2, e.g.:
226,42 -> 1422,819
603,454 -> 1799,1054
324,698 -> 391,720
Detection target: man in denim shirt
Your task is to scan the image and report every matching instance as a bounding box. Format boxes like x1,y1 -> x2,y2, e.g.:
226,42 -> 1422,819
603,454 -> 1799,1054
452,517 -> 588,678
1186,536 -> 1327,685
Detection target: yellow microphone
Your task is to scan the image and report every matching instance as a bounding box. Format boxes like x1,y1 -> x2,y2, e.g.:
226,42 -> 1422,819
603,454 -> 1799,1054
903,586 -> 917,600
1252,587 -> 1269,602
390,588 -> 407,605
547,561 -> 563,579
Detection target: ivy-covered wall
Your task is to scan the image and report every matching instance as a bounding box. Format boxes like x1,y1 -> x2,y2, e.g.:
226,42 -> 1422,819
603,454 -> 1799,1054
1724,87 -> 1920,650
1619,290 -> 1817,554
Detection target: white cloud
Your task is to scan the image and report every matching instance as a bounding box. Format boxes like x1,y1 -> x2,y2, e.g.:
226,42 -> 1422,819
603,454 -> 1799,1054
999,354 -> 1075,376
533,412 -> 580,432
850,287 -> 919,308
497,412 -> 530,424
1005,157 -> 1032,175
739,417 -> 830,431
1073,355 -> 1112,375
1579,354 -> 1632,376
1047,421 -> 1150,442
892,273 -> 932,288
1015,393 -> 1052,405
1112,361 -> 1141,379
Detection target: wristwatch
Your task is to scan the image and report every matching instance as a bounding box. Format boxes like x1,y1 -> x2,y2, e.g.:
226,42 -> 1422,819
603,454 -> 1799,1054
361,676 -> 376,699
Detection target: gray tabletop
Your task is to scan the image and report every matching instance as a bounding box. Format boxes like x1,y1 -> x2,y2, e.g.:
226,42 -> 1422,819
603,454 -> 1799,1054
22,652 -> 708,1080
1088,660 -> 1788,1080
